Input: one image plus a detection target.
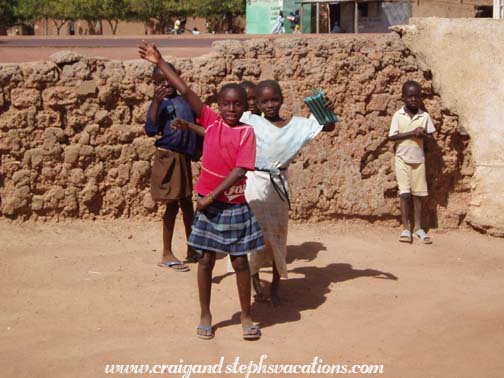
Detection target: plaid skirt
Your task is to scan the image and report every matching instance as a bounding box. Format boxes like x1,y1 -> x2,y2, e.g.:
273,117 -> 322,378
188,200 -> 265,256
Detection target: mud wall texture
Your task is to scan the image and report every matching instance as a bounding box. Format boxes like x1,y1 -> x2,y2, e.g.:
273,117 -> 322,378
0,34 -> 472,230
400,18 -> 504,236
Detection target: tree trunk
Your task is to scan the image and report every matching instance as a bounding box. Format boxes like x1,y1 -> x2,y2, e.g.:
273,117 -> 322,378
226,12 -> 233,33
106,19 -> 119,35
53,20 -> 67,35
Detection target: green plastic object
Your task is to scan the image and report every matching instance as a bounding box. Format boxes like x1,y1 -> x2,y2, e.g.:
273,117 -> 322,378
303,90 -> 338,125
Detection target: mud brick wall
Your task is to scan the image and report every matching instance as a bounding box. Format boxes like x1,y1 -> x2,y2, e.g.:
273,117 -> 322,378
0,35 -> 472,229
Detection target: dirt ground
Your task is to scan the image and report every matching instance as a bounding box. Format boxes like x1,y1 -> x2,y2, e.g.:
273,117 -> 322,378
0,34 -> 374,63
0,35 -> 247,62
1,35 -> 504,378
0,46 -> 211,62
1,220 -> 503,378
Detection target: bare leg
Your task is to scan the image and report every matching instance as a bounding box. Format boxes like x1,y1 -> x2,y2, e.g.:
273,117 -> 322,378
230,255 -> 253,327
160,202 -> 184,266
399,193 -> 411,231
252,273 -> 267,302
270,261 -> 281,306
197,251 -> 216,336
413,195 -> 423,232
179,197 -> 197,260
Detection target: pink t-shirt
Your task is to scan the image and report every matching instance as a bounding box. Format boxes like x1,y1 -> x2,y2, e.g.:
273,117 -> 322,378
195,105 -> 256,204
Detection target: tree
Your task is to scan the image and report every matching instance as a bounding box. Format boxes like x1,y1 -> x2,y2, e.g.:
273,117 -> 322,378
193,0 -> 245,33
128,0 -> 192,34
47,0 -> 77,35
74,0 -> 102,34
0,0 -> 18,29
16,0 -> 52,34
101,0 -> 128,35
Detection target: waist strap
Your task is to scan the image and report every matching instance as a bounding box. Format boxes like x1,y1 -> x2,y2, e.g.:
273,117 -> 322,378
255,168 -> 291,210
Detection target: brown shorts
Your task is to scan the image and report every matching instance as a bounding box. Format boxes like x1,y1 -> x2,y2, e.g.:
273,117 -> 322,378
150,149 -> 193,203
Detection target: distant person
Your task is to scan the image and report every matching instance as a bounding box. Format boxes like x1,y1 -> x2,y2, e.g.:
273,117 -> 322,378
191,27 -> 200,35
389,80 -> 435,244
287,10 -> 300,33
145,65 -> 202,271
69,21 -> 75,36
331,21 -> 342,33
271,11 -> 285,34
174,19 -> 181,34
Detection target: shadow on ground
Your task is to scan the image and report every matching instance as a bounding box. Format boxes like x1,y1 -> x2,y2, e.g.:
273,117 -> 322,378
212,242 -> 398,331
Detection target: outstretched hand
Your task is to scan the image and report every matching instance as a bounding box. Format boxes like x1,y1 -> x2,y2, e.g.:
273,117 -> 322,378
138,41 -> 162,64
171,118 -> 190,130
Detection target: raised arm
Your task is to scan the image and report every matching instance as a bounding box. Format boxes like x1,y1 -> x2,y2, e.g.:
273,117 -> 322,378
138,41 -> 204,117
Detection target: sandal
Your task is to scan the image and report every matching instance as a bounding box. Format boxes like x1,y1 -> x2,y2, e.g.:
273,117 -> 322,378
413,229 -> 432,244
242,325 -> 261,340
196,325 -> 214,340
157,261 -> 190,272
399,229 -> 412,243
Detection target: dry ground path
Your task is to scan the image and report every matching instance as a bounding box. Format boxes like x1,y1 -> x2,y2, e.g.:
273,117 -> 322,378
0,33 -> 378,63
1,220 -> 503,378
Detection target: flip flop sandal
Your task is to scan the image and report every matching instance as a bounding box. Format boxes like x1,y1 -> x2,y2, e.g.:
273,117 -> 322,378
413,229 -> 432,244
242,325 -> 261,340
157,261 -> 190,272
399,229 -> 412,243
196,325 -> 214,340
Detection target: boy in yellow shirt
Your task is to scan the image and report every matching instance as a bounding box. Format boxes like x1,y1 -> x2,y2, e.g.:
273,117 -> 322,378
389,81 -> 435,244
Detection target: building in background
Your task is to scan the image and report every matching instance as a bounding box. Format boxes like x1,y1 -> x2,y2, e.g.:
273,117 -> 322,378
246,0 -> 408,34
413,0 -> 495,18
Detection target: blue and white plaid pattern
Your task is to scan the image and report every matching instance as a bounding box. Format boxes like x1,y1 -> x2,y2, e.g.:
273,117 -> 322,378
188,201 -> 265,255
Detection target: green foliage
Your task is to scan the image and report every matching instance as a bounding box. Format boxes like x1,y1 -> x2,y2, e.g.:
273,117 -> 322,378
127,0 -> 192,33
15,0 -> 47,22
194,0 -> 245,18
193,0 -> 246,33
5,0 -> 246,33
1,0 -> 18,26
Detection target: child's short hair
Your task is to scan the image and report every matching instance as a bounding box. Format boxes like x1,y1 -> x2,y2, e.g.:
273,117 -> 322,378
218,83 -> 247,105
255,80 -> 283,99
239,81 -> 256,91
152,62 -> 178,77
402,80 -> 421,96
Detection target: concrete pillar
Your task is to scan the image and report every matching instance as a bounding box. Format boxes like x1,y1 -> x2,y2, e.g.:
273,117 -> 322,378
316,2 -> 320,33
354,1 -> 359,33
494,0 -> 503,19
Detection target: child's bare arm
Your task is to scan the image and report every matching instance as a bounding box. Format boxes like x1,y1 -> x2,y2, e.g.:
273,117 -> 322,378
171,118 -> 205,137
197,168 -> 247,210
389,127 -> 426,141
138,41 -> 204,117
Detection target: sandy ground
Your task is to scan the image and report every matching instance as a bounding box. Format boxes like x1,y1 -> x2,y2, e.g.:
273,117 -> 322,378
0,34 -> 240,62
0,46 -> 212,62
1,220 -> 503,378
0,34 -> 377,63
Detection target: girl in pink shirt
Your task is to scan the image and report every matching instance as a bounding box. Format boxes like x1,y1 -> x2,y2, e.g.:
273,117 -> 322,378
139,41 -> 264,341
